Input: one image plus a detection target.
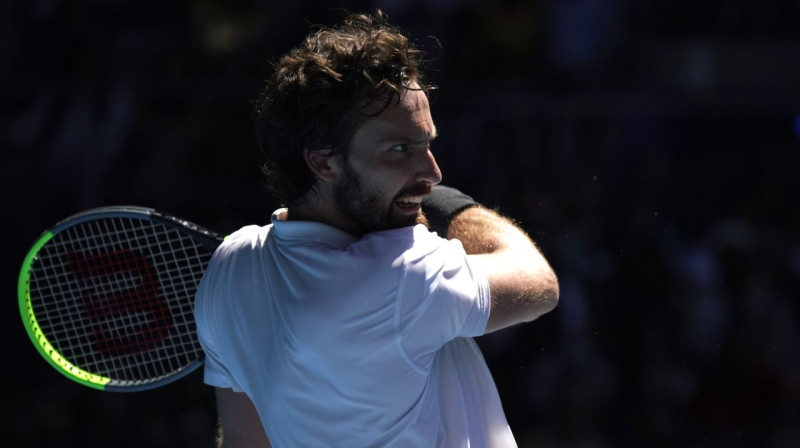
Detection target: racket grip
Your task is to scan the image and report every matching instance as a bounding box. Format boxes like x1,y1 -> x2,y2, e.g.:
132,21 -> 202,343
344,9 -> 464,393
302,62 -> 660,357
421,185 -> 480,237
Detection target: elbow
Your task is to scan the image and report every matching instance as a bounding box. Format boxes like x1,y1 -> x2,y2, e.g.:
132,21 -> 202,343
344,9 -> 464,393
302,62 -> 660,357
543,269 -> 560,313
484,267 -> 559,333
528,267 -> 559,320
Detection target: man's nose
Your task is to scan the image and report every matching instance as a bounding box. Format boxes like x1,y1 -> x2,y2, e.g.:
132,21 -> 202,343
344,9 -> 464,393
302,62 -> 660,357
417,148 -> 442,186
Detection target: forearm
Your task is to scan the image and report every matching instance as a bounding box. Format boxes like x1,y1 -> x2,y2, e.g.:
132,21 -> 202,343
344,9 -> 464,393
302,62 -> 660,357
446,206 -> 532,254
422,185 -> 540,255
215,388 -> 272,448
217,429 -> 272,448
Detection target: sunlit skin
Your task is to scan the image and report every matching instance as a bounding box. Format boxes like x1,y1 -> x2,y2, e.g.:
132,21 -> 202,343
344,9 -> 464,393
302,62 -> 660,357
289,83 -> 442,236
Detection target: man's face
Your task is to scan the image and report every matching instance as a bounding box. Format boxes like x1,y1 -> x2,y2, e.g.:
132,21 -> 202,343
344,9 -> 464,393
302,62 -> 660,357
332,86 -> 442,235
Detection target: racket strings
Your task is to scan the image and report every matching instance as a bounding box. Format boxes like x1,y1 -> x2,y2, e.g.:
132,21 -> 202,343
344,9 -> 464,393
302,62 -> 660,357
29,216 -> 211,385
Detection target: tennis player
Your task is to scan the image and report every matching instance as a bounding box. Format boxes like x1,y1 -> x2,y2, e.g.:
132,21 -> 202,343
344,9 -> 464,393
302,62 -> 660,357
194,10 -> 559,448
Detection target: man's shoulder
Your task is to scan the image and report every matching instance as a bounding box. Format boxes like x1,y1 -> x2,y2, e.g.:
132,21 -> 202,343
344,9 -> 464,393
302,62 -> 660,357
207,224 -> 272,268
357,224 -> 443,246
406,225 -> 466,263
222,224 -> 270,248
352,225 -> 470,278
352,225 -> 443,258
196,225 -> 271,303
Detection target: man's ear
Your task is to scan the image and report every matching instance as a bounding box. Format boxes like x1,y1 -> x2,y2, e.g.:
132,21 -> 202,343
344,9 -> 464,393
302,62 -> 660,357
303,148 -> 340,183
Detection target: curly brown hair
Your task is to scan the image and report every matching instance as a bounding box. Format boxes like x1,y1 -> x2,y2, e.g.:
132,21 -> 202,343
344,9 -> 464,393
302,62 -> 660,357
254,10 -> 435,205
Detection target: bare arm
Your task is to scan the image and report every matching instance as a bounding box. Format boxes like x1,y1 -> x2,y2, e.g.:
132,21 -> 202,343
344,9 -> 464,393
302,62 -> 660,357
215,388 -> 271,448
446,206 -> 559,333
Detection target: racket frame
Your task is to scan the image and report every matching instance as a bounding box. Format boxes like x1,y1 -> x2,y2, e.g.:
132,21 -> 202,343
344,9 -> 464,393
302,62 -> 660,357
18,206 -> 224,391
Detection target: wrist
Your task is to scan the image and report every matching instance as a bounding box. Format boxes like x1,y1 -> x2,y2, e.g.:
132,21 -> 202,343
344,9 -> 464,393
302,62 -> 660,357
421,185 -> 480,236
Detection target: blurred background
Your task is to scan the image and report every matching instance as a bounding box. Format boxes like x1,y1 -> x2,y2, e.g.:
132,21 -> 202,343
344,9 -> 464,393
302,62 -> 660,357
3,0 -> 799,446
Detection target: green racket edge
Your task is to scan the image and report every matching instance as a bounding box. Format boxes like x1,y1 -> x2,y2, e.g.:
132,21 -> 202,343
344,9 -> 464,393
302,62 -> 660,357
18,230 -> 112,391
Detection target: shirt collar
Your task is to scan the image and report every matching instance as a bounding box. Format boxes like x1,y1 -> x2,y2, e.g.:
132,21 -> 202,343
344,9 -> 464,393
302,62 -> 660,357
270,208 -> 360,250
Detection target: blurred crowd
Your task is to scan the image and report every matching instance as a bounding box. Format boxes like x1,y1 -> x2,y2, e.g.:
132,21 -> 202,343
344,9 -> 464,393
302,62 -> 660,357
3,0 -> 799,446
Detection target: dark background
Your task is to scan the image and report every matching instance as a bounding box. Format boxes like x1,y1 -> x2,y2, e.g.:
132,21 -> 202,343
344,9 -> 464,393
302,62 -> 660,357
3,0 -> 799,446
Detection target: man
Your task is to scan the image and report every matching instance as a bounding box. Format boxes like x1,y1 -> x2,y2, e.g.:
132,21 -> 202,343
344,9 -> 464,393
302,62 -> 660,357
194,10 -> 559,447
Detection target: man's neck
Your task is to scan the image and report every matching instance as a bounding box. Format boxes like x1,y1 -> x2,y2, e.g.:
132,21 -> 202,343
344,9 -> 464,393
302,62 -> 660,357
286,194 -> 363,237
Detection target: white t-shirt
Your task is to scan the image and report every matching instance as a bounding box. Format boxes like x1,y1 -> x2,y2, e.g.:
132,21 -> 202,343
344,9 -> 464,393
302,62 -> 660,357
195,209 -> 516,447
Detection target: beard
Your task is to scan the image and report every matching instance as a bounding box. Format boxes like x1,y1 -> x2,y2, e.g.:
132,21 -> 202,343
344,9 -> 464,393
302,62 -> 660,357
332,160 -> 429,235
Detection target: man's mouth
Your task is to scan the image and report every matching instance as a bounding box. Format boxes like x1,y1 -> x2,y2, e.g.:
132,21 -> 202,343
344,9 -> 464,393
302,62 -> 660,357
394,195 -> 424,210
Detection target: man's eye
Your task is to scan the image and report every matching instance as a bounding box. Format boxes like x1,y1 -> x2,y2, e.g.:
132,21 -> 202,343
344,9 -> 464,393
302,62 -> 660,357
389,144 -> 409,152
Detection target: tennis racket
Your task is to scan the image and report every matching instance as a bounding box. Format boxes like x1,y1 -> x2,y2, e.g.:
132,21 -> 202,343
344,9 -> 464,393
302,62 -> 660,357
18,206 -> 224,392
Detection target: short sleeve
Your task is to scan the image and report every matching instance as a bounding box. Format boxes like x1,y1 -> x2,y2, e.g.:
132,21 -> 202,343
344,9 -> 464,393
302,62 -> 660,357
396,235 -> 491,368
194,244 -> 243,392
199,328 -> 240,390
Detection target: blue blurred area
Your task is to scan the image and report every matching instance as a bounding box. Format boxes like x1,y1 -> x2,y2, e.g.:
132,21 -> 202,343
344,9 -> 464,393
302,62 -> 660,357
3,0 -> 799,446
